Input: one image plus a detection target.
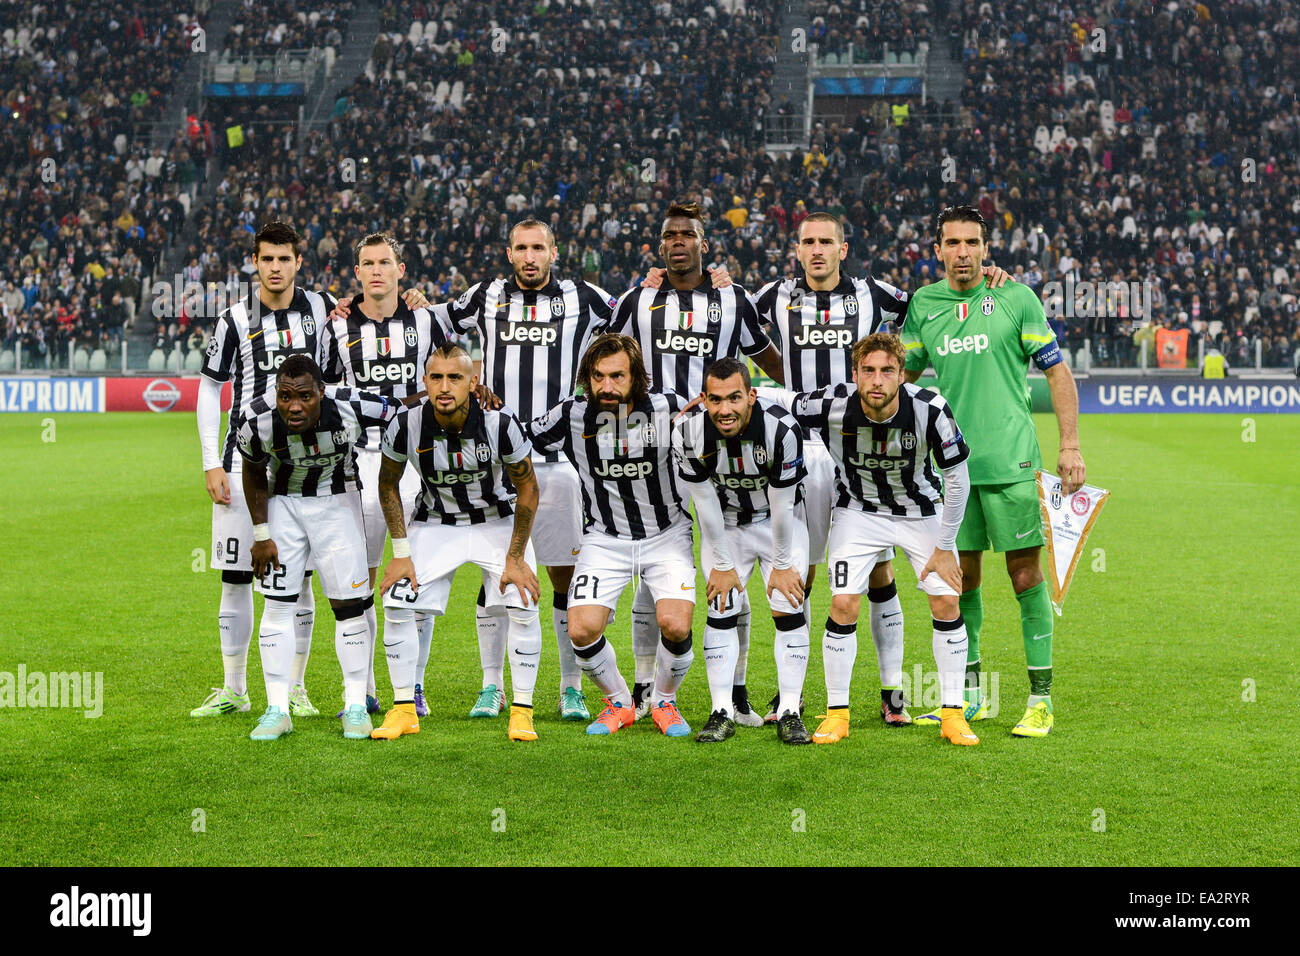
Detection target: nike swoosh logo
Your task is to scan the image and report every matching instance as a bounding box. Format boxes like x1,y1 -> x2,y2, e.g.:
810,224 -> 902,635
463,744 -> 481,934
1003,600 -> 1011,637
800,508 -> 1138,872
416,446 -> 435,453
343,629 -> 366,638
346,338 -> 363,348
1031,632 -> 1050,641
926,311 -> 942,321
681,584 -> 692,590
516,650 -> 540,656
840,430 -> 855,436
649,303 -> 667,311
946,638 -> 965,645
570,548 -> 581,555
1015,530 -> 1035,539
351,580 -> 367,589
382,641 -> 401,648
247,329 -> 265,340
882,612 -> 901,619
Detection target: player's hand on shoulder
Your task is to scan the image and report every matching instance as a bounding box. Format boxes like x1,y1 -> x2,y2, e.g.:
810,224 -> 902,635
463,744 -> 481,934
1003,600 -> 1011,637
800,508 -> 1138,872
501,555 -> 540,608
921,547 -> 962,593
640,267 -> 667,290
675,391 -> 706,420
401,287 -> 430,309
474,383 -> 503,409
707,266 -> 734,289
205,466 -> 230,505
328,295 -> 353,321
982,264 -> 1013,288
379,556 -> 418,597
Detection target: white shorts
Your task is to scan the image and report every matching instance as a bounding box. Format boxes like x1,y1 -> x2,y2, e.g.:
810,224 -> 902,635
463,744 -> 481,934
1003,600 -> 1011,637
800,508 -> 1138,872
259,491 -> 370,601
531,460 -> 584,566
568,523 -> 696,610
700,516 -> 810,615
383,516 -> 538,615
211,461 -> 255,572
826,507 -> 956,598
357,448 -> 423,568
806,439 -> 893,571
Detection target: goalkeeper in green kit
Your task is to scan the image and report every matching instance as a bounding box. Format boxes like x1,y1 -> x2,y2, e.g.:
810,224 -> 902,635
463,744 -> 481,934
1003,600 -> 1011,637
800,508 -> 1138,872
900,206 -> 1086,737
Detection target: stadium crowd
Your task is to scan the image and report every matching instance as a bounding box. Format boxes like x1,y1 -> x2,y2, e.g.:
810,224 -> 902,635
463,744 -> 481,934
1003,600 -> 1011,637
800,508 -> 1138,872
0,0 -> 208,368
2,0 -> 1297,373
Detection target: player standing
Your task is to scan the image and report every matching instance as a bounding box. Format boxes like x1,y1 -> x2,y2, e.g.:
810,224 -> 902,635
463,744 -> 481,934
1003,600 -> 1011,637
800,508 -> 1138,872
372,344 -> 543,742
901,205 -> 1085,737
672,358 -> 814,745
319,233 -> 448,716
530,334 -> 697,738
612,200 -> 784,726
765,334 -> 979,746
237,356 -> 398,740
193,221 -> 333,719
441,219 -> 616,722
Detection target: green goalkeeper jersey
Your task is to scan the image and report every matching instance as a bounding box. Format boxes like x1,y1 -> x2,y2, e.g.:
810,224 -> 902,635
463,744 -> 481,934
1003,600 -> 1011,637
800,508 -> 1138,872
901,277 -> 1057,485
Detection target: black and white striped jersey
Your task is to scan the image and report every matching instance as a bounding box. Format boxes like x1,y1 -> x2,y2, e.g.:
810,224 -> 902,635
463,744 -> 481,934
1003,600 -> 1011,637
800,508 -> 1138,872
382,396 -> 532,527
236,386 -> 396,497
200,287 -> 335,471
672,397 -> 806,527
610,279 -> 770,396
319,298 -> 454,449
529,391 -> 690,540
751,274 -> 908,391
442,275 -> 615,459
773,382 -> 969,518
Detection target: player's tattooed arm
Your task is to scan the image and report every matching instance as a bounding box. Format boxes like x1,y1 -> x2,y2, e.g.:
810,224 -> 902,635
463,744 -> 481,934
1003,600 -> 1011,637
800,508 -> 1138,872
501,456 -> 541,607
377,454 -> 408,540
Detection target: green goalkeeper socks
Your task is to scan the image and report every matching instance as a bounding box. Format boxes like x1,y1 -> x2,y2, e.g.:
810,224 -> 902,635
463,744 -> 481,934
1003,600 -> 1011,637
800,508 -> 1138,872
959,588 -> 983,705
1017,581 -> 1054,696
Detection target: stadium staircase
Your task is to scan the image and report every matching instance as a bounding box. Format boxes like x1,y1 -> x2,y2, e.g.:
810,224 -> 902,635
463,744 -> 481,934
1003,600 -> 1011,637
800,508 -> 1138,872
924,42 -> 964,108
303,2 -> 383,132
151,4 -> 239,151
766,0 -> 811,153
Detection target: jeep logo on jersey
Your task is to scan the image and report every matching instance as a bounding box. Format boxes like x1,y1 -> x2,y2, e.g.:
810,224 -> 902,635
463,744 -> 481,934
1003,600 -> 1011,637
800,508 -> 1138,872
593,458 -> 654,480
707,302 -> 722,324
717,473 -> 767,490
256,351 -> 294,372
935,333 -> 989,356
844,295 -> 858,316
791,326 -> 853,349
848,453 -> 902,470
981,295 -> 995,316
355,360 -> 418,384
654,329 -> 714,356
427,469 -> 488,486
297,453 -> 346,467
499,322 -> 558,346
404,326 -> 418,347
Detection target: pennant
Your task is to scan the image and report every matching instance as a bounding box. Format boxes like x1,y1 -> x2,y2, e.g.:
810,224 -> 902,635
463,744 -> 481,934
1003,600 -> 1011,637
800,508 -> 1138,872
1036,470 -> 1110,615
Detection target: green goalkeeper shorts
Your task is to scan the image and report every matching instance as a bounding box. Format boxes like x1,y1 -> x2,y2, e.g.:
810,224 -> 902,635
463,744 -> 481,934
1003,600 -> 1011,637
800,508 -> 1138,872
956,480 -> 1044,553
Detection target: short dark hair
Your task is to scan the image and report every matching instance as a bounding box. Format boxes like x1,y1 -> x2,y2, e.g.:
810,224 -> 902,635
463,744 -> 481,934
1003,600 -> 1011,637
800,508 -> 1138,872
663,200 -> 706,241
704,357 -> 752,392
508,218 -> 556,247
798,212 -> 845,245
254,221 -> 303,259
426,341 -> 471,368
354,231 -> 403,264
852,332 -> 905,371
935,204 -> 989,246
277,354 -> 323,387
578,333 -> 650,405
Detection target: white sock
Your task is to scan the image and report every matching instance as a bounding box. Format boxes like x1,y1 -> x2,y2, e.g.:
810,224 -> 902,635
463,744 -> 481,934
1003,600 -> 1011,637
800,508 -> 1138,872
507,609 -> 542,707
337,611 -> 370,708
257,597 -> 296,712
291,584 -> 314,688
653,633 -> 694,704
364,600 -> 378,698
869,585 -> 904,689
218,580 -> 253,696
774,614 -> 811,717
571,636 -> 631,702
933,617 -> 968,708
823,618 -> 857,709
702,620 -> 738,716
477,599 -> 506,689
382,606 -> 419,702
733,599 -> 751,686
631,582 -> 659,686
552,594 -> 582,693
415,611 -> 433,687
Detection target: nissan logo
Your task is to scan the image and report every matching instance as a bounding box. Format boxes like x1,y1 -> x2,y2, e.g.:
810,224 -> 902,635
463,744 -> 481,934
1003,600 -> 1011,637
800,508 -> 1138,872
143,379 -> 182,412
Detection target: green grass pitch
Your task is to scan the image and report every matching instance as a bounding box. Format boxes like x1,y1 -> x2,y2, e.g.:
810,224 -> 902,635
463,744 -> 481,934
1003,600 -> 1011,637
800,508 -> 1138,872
0,410 -> 1295,866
